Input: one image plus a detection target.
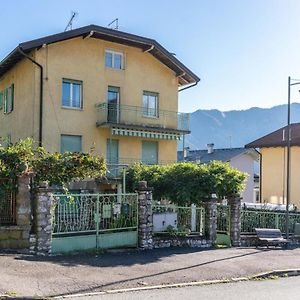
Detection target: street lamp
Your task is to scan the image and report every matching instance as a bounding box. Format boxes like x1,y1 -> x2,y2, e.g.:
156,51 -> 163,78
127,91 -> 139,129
286,77 -> 300,238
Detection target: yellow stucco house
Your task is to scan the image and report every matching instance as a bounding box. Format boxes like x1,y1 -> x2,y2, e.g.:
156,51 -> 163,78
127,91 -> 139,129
0,25 -> 199,185
245,123 -> 300,209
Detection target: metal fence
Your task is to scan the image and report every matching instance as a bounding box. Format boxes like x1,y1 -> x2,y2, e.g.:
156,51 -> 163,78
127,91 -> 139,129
52,193 -> 138,235
241,209 -> 300,234
152,204 -> 205,236
0,178 -> 17,225
96,102 -> 190,132
217,205 -> 230,234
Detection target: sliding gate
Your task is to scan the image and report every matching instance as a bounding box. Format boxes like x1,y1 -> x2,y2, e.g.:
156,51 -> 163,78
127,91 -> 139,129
52,193 -> 138,253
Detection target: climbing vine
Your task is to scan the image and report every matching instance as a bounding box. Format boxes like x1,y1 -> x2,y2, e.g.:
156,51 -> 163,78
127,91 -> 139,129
0,138 -> 106,189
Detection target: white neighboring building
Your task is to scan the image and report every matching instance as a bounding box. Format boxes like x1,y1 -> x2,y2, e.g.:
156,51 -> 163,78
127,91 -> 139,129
178,144 -> 259,203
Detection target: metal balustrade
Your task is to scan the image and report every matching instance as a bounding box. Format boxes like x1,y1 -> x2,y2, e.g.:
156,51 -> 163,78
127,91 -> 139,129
96,102 -> 190,132
241,209 -> 300,234
0,178 -> 17,225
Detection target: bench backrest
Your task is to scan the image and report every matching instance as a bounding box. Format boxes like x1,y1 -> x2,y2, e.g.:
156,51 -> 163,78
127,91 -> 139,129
255,228 -> 283,239
294,223 -> 300,237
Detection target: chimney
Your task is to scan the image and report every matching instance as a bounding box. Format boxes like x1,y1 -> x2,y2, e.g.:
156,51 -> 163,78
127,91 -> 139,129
183,147 -> 190,159
207,143 -> 214,154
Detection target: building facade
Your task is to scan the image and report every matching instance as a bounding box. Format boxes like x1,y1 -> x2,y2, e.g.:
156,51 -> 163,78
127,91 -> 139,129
0,25 -> 199,180
246,123 -> 300,209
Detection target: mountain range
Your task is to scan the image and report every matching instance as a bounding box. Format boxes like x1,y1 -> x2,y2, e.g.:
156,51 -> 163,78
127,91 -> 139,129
184,103 -> 300,150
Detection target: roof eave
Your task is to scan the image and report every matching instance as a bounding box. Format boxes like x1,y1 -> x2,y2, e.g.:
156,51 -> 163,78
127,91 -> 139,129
0,24 -> 200,85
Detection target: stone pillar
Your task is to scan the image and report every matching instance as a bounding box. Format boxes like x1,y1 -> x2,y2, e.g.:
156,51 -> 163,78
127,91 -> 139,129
137,181 -> 153,250
16,174 -> 31,228
204,199 -> 217,244
228,194 -> 242,247
31,188 -> 54,255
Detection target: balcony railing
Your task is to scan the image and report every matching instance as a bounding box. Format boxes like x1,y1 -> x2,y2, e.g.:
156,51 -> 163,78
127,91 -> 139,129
96,103 -> 190,132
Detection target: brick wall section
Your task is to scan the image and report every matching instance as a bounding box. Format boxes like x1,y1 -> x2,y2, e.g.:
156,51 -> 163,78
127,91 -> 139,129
0,174 -> 31,250
204,199 -> 217,244
137,181 -> 153,250
229,195 -> 242,247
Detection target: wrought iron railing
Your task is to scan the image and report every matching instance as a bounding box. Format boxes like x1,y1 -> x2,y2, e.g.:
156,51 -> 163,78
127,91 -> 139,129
241,209 -> 300,234
52,193 -> 138,235
152,203 -> 205,236
0,178 -> 17,225
96,102 -> 190,132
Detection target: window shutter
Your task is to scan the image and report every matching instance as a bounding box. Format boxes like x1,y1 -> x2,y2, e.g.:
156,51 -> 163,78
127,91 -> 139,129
3,88 -> 7,113
10,84 -> 14,112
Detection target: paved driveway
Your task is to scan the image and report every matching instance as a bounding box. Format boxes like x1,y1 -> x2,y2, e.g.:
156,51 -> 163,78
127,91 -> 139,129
1,247 -> 300,298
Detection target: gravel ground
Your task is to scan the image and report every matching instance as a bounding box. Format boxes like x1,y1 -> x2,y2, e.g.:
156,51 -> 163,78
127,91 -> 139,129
1,247 -> 300,298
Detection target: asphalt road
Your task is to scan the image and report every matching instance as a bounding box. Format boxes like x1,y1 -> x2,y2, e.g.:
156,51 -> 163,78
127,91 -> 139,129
2,247 -> 300,298
73,276 -> 300,300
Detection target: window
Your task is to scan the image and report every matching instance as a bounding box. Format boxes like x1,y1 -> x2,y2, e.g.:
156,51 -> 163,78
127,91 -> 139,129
107,86 -> 120,123
3,84 -> 14,114
142,141 -> 158,165
60,135 -> 82,153
143,91 -> 158,117
105,50 -> 124,69
62,79 -> 82,109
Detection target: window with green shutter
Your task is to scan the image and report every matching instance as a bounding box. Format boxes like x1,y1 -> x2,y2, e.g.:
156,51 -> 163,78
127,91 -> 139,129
142,141 -> 158,165
61,134 -> 82,153
4,84 -> 14,114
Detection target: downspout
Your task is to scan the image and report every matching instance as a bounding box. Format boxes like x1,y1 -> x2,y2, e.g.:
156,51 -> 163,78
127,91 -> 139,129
258,149 -> 262,203
18,47 -> 44,147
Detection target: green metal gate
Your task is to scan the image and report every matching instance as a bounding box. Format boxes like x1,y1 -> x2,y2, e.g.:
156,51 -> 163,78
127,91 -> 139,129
216,204 -> 231,246
52,193 -> 138,253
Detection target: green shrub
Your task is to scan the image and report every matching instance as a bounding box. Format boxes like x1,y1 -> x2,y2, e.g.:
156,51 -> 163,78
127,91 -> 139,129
0,138 -> 106,188
126,161 -> 247,205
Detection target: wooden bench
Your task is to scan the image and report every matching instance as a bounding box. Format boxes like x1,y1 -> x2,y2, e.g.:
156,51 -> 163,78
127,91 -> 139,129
294,223 -> 300,240
255,228 -> 290,248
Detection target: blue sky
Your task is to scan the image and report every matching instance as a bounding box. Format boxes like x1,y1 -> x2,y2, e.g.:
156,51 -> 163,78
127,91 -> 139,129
1,0 -> 300,112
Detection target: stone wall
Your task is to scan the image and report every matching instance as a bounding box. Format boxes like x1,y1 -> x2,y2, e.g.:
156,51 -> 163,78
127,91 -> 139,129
29,189 -> 53,255
0,174 -> 31,250
153,236 -> 212,249
137,181 -> 153,250
228,195 -> 242,247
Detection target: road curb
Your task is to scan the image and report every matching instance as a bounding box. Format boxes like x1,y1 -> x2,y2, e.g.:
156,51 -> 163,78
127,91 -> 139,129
50,268 -> 300,299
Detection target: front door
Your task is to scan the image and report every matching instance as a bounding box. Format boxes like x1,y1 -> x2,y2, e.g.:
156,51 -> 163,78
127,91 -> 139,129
107,139 -> 119,177
107,86 -> 120,123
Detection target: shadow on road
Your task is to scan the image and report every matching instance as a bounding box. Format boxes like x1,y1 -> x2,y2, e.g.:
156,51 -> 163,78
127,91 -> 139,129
8,247 -> 271,297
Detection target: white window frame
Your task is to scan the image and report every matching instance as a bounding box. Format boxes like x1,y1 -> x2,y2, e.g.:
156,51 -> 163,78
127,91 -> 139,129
62,79 -> 83,109
142,91 -> 159,118
105,49 -> 124,70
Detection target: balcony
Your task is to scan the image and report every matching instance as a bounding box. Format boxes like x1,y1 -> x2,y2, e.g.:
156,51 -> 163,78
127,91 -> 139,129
96,103 -> 190,133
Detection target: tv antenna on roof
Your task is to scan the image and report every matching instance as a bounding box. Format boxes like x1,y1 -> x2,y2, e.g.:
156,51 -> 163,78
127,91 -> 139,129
107,18 -> 119,30
64,11 -> 78,32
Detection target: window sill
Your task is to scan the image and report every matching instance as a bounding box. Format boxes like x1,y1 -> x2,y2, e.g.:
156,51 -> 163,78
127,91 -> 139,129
105,66 -> 125,71
61,106 -> 83,111
142,114 -> 159,119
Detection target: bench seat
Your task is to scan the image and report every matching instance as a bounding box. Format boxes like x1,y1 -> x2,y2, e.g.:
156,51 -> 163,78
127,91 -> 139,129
255,228 -> 290,248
